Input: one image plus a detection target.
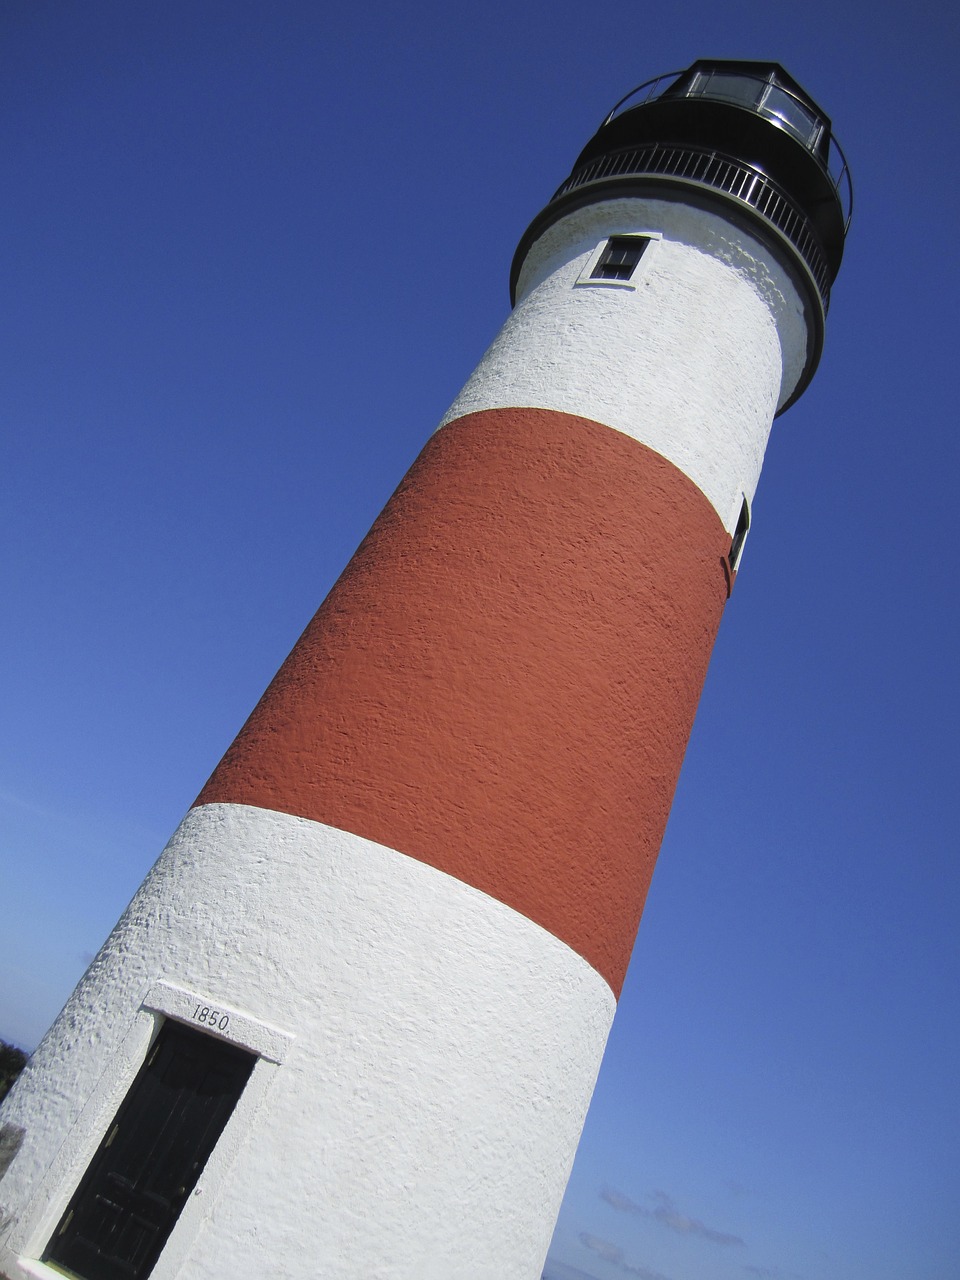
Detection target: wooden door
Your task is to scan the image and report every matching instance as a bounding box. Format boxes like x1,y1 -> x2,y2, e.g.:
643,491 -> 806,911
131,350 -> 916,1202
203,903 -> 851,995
44,1020 -> 255,1280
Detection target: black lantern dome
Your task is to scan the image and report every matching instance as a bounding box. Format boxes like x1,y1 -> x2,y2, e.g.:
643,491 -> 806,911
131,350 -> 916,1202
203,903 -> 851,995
511,61 -> 852,401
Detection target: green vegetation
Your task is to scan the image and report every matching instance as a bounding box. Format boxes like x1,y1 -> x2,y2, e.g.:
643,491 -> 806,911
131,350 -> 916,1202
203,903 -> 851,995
0,1040 -> 28,1103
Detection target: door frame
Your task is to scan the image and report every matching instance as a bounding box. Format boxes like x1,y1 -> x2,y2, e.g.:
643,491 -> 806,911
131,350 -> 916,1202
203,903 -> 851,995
13,987 -> 292,1280
43,1019 -> 258,1280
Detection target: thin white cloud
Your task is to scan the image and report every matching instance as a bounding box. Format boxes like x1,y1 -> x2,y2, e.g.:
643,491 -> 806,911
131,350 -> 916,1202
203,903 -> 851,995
652,1190 -> 745,1247
578,1232 -> 674,1280
0,785 -> 62,820
619,1261 -> 672,1280
600,1185 -> 745,1247
580,1233 -> 623,1264
541,1260 -> 606,1280
601,1187 -> 642,1213
744,1266 -> 803,1280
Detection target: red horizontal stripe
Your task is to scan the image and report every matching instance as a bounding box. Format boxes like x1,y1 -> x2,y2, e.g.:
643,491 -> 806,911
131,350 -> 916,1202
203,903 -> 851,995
195,408 -> 730,994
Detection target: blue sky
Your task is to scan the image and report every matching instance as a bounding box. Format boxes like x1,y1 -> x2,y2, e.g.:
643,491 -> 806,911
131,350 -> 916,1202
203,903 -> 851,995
1,3 -> 957,1279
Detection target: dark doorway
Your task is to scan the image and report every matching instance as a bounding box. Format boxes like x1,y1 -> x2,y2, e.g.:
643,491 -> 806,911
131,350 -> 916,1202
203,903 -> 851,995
44,1019 -> 255,1280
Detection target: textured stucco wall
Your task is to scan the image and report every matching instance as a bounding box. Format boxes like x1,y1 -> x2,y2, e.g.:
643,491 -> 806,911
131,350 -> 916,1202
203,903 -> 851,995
0,806 -> 614,1280
445,197 -> 807,535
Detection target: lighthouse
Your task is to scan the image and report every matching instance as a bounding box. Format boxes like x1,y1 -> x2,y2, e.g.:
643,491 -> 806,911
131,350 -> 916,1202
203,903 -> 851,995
0,60 -> 849,1280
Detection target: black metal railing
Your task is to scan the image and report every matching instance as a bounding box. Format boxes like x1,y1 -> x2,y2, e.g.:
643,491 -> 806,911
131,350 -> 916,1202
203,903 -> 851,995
602,69 -> 853,234
552,143 -> 834,310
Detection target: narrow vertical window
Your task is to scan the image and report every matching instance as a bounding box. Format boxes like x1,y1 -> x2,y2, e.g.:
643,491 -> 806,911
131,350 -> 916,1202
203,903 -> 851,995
44,1020 -> 256,1280
729,496 -> 751,571
590,235 -> 650,281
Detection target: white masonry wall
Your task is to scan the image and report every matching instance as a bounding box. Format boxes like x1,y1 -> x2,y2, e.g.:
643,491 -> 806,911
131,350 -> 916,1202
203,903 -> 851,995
442,196 -> 809,535
0,804 -> 615,1280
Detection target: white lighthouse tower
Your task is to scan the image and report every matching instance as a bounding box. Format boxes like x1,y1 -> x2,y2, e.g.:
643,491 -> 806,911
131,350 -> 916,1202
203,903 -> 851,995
0,61 -> 850,1280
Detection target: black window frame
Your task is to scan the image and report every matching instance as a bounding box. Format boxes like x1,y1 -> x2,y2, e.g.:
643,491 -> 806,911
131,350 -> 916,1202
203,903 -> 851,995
729,495 -> 751,572
589,235 -> 652,283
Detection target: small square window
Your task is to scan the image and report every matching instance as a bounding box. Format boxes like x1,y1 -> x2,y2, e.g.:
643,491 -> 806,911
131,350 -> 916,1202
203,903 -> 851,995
590,235 -> 650,282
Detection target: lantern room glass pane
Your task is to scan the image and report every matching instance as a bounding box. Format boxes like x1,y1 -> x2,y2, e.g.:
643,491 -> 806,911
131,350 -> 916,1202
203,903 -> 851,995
693,72 -> 763,109
761,86 -> 820,146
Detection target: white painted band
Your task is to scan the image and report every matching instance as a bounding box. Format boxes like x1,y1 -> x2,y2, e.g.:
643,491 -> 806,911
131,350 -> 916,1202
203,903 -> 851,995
441,197 -> 809,534
0,804 -> 615,1280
